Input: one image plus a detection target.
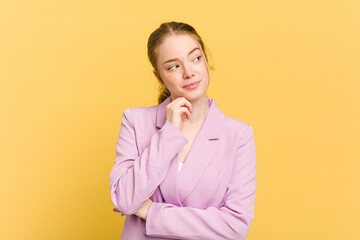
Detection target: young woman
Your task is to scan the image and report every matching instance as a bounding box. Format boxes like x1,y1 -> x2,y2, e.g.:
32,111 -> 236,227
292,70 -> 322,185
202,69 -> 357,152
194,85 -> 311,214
110,21 -> 257,240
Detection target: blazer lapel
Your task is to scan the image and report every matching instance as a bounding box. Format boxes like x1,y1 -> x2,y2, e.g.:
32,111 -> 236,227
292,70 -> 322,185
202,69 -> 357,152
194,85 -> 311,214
156,96 -> 225,205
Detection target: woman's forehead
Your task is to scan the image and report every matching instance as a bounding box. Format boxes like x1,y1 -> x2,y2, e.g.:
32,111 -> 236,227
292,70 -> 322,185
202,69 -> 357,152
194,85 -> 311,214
158,35 -> 201,59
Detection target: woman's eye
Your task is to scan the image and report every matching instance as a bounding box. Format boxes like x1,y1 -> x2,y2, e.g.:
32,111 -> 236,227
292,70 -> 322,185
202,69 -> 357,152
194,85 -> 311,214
168,65 -> 178,70
167,56 -> 201,70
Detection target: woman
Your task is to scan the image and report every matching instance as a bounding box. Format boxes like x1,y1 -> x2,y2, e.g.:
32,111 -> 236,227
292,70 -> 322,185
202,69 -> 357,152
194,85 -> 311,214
110,21 -> 257,240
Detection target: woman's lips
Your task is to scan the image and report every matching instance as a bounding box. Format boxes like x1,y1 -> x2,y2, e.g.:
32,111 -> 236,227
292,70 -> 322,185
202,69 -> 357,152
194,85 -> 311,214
184,81 -> 200,89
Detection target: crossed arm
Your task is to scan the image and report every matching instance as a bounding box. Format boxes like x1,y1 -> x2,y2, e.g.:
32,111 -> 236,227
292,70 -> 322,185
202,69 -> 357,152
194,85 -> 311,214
110,108 -> 257,240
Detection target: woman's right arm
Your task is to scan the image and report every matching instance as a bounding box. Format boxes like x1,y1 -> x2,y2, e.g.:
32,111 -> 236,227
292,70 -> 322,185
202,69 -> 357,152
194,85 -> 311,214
109,108 -> 188,215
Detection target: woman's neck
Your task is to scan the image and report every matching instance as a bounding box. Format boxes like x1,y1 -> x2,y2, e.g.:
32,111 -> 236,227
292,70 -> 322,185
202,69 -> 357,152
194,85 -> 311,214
181,96 -> 209,126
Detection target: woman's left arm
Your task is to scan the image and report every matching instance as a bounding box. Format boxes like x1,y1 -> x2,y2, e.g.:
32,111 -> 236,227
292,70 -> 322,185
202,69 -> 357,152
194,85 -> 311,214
144,125 -> 257,240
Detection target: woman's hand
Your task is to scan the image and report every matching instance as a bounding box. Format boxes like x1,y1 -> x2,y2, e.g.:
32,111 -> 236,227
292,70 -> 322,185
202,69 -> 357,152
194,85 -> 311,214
134,198 -> 153,220
112,208 -> 124,215
166,96 -> 192,131
113,198 -> 153,220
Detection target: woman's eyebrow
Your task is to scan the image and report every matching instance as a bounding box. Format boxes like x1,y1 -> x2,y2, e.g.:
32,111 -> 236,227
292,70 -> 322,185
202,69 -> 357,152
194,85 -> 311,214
162,47 -> 200,65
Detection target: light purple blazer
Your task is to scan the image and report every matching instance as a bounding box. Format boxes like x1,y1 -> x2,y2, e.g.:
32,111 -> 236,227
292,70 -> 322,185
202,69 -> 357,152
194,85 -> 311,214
110,96 -> 257,240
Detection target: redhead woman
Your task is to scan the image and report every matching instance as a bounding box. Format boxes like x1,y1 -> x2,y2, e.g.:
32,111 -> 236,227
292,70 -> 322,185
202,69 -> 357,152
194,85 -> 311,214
110,21 -> 257,240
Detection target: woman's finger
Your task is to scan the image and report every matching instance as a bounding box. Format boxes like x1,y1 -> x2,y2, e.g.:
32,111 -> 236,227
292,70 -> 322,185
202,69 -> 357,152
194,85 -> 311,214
113,208 -> 119,212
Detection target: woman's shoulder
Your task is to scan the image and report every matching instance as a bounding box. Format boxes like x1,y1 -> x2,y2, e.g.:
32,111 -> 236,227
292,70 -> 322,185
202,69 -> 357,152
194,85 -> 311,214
222,115 -> 254,139
123,104 -> 158,116
223,114 -> 252,129
120,104 -> 158,125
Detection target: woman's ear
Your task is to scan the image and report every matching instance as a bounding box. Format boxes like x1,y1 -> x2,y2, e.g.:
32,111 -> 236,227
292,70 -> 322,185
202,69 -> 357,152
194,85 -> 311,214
153,70 -> 163,85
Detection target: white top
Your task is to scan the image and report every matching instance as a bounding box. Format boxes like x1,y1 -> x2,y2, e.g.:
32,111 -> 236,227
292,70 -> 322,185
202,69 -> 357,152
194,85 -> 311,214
178,162 -> 184,174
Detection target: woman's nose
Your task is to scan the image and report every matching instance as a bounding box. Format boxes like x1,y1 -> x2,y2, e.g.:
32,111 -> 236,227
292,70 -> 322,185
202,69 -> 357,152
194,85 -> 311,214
182,63 -> 195,79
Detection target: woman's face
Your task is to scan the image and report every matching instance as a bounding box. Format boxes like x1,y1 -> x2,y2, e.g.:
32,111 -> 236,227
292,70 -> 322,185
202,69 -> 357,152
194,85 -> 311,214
154,34 -> 209,102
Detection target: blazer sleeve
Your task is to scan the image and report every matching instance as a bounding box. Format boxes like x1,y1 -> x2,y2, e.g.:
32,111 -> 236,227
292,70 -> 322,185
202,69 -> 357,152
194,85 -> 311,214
145,125 -> 257,240
110,108 -> 189,215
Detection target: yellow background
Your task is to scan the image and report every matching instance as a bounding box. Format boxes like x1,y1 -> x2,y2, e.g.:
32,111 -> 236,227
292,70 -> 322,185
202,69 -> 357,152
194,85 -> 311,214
1,0 -> 359,239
